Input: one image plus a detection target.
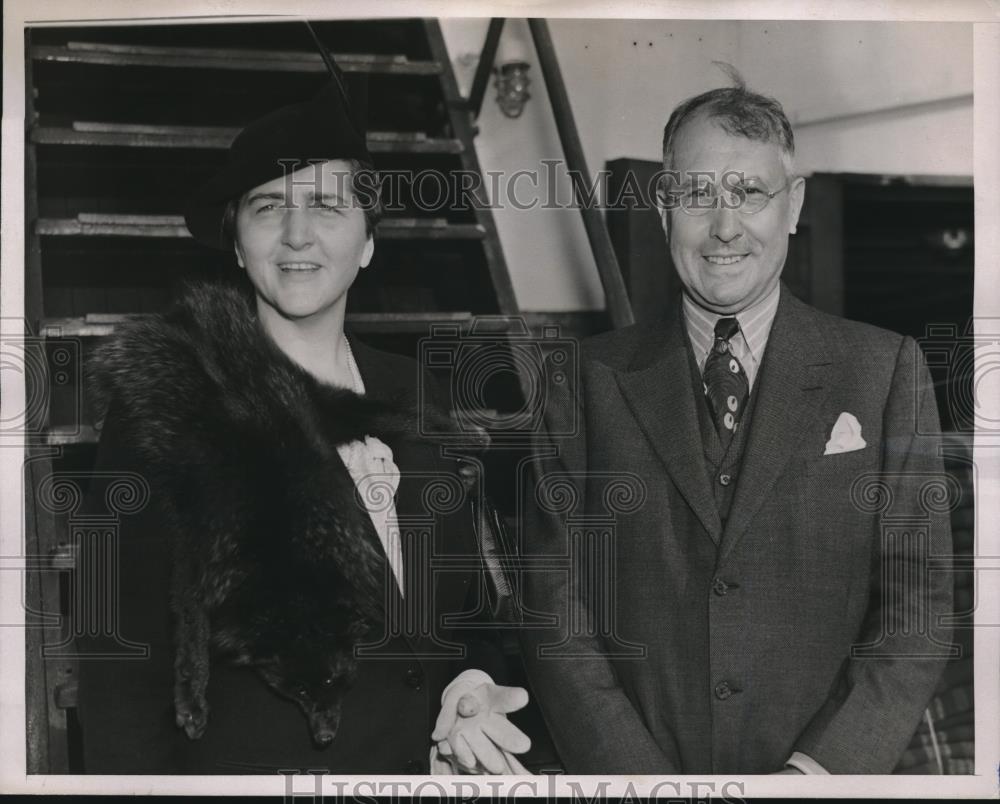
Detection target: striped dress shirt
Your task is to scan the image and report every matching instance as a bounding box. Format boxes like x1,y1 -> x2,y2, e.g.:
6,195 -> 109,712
682,282 -> 781,391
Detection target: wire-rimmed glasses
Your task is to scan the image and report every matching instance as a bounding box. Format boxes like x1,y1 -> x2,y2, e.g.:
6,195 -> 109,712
657,174 -> 793,216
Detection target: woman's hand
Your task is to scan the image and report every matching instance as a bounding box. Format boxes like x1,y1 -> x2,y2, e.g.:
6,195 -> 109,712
431,670 -> 531,774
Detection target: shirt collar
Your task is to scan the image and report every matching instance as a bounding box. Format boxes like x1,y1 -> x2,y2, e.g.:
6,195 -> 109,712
682,282 -> 781,368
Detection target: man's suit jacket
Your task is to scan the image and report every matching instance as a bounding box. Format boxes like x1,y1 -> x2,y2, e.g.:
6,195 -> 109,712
521,285 -> 953,774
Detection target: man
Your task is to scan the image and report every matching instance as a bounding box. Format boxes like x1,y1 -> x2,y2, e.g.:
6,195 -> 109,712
521,77 -> 954,774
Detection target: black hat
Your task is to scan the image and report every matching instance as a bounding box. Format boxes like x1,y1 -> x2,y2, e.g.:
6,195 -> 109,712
184,79 -> 372,250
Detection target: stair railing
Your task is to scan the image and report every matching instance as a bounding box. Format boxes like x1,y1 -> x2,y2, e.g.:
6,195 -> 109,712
470,18 -> 636,330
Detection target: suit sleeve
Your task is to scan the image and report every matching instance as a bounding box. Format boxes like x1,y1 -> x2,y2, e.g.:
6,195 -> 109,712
793,336 -> 954,772
75,401 -> 182,773
518,358 -> 679,773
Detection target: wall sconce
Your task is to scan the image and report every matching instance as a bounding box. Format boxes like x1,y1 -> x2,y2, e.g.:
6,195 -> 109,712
493,25 -> 531,118
494,61 -> 531,118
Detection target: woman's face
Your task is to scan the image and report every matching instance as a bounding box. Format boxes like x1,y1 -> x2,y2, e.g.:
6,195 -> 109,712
233,159 -> 374,323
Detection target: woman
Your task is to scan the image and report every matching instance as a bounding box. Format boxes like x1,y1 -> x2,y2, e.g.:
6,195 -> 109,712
76,80 -> 529,775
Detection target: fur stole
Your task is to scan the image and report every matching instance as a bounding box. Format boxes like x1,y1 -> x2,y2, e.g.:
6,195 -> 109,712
88,281 -> 449,745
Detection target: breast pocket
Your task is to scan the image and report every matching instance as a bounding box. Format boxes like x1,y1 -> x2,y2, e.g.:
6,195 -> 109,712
805,446 -> 874,479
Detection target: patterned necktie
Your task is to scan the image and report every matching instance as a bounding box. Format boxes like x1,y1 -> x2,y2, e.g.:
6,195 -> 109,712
703,317 -> 749,450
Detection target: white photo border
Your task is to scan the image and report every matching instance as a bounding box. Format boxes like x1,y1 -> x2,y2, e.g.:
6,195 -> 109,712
2,0 -> 997,798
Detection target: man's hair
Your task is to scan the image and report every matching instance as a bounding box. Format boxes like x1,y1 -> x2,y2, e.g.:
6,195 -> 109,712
662,63 -> 795,174
221,158 -> 383,247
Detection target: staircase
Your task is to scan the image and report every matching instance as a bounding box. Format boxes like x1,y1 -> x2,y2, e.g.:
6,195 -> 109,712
27,18 -> 524,435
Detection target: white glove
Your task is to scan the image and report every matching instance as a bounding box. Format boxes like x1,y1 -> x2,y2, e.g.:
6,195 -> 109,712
431,669 -> 531,774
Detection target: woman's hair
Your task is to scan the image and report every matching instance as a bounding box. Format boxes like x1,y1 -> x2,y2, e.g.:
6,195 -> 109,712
221,158 -> 383,247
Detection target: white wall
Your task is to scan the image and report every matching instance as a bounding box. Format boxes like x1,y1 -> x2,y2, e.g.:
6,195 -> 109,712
440,19 -> 973,312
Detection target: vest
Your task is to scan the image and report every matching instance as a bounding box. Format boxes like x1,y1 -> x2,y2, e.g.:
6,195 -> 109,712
688,346 -> 760,527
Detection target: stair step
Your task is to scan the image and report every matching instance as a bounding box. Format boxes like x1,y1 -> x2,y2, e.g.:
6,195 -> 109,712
46,424 -> 99,446
36,215 -> 485,240
32,41 -> 442,75
41,312 -> 603,340
41,311 -> 475,339
31,123 -> 464,154
46,404 -> 513,449
41,314 -> 141,337
347,312 -> 475,332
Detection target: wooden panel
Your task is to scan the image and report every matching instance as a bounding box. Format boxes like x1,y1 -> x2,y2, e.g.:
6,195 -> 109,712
606,157 -> 679,323
42,311 -> 477,338
32,124 -> 463,154
797,173 -> 844,315
24,453 -> 53,773
36,215 -> 485,240
32,42 -> 442,75
25,29 -> 72,773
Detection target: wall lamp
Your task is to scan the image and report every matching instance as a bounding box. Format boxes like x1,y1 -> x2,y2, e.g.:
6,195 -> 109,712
468,19 -> 532,120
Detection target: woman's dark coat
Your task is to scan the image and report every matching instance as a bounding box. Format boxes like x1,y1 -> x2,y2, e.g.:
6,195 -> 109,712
76,282 -> 497,774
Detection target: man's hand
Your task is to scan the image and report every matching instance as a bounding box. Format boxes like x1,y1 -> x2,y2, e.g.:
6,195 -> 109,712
432,670 -> 531,774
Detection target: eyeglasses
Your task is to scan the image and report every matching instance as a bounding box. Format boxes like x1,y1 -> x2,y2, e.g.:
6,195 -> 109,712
657,177 -> 793,216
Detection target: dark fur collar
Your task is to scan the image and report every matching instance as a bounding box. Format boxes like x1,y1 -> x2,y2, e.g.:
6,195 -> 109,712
88,281 -> 420,743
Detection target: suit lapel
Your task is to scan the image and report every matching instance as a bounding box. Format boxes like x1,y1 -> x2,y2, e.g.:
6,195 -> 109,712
614,309 -> 723,545
718,289 -> 834,563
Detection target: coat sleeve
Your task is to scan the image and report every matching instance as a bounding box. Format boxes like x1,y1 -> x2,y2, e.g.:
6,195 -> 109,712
75,400 -> 183,773
792,336 -> 955,772
408,365 -> 511,692
518,357 -> 679,773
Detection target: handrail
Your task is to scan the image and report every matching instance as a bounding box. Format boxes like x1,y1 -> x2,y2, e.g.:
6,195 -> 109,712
527,19 -> 635,329
469,18 -> 505,119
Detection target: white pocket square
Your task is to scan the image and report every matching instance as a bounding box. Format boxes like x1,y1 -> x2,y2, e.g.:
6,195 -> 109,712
824,412 -> 867,455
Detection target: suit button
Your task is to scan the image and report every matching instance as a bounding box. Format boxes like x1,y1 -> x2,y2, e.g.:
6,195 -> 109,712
712,578 -> 729,596
714,681 -> 733,700
404,759 -> 426,772
404,668 -> 423,690
718,473 -> 732,486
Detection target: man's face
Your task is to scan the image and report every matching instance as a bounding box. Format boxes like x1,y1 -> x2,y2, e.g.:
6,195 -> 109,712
661,113 -> 805,315
234,159 -> 374,323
